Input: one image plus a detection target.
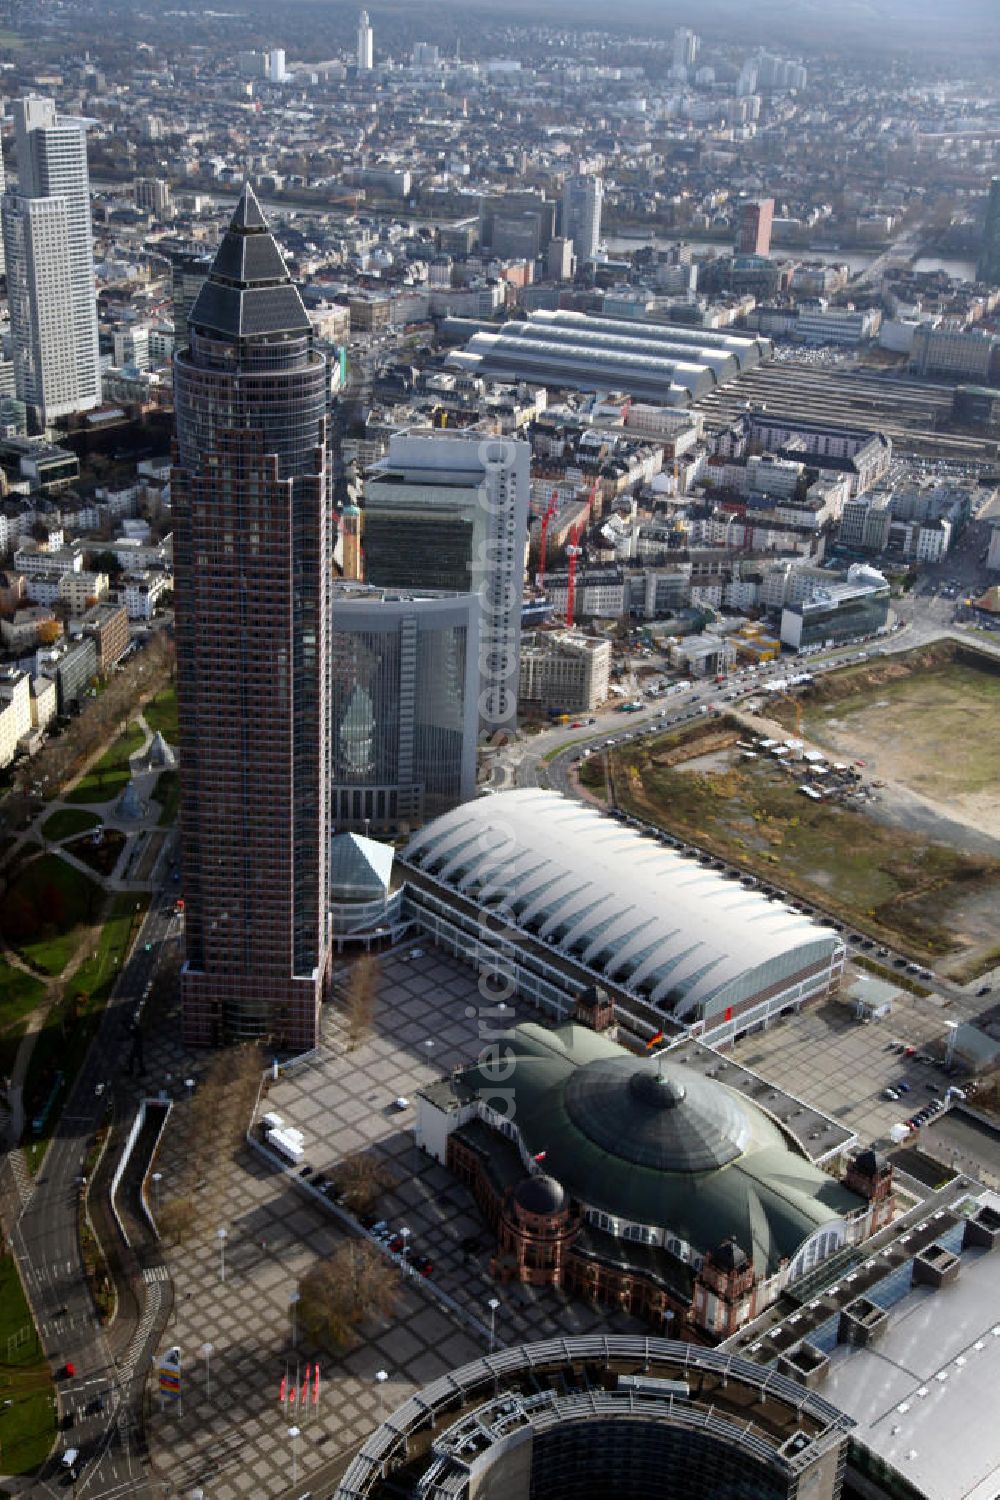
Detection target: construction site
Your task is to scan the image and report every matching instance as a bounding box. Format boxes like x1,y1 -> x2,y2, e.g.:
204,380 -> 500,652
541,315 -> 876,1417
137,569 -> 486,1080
595,687 -> 1000,970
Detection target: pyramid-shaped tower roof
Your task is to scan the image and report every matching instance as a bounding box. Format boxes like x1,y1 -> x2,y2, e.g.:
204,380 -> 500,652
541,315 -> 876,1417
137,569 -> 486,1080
187,182 -> 311,343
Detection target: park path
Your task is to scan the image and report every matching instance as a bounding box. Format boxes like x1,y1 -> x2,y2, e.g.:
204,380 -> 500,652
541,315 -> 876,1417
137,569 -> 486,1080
0,900 -> 109,1148
1,711 -> 166,1150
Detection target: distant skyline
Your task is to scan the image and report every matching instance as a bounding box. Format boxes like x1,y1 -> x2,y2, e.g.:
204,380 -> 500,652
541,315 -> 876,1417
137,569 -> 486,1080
48,0 -> 998,64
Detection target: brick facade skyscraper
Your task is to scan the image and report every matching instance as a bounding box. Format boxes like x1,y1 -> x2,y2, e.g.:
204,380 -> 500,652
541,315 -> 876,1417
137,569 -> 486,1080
735,198 -> 774,258
173,185 -> 332,1049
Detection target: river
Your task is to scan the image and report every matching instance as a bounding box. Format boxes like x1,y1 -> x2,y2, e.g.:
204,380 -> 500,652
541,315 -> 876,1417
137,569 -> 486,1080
602,232 -> 977,281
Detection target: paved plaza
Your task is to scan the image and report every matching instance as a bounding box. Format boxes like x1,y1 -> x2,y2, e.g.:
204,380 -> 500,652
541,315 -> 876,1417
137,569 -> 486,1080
143,944 -> 644,1499
137,946 -> 988,1498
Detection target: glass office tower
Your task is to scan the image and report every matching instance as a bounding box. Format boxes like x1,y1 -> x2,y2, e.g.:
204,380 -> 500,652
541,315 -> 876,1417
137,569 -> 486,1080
172,184 -> 332,1049
330,585 -> 479,832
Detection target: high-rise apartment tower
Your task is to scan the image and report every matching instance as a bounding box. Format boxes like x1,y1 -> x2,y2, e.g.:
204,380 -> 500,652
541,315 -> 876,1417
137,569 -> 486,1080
2,97 -> 101,428
357,11 -> 374,72
672,27 -> 700,70
172,185 -> 332,1049
561,174 -> 603,263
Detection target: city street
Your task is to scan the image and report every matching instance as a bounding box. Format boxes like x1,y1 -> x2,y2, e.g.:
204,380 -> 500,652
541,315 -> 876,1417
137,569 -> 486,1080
3,853 -> 182,1499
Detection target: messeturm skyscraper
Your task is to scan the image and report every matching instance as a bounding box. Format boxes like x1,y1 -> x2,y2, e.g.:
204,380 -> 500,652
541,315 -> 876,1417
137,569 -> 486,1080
172,184 -> 332,1050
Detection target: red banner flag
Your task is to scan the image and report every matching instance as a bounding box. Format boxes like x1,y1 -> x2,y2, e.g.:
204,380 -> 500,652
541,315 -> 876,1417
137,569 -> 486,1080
724,1006 -> 733,1022
645,1030 -> 665,1051
312,1366 -> 320,1406
300,1366 -> 310,1403
279,1375 -> 287,1403
532,1150 -> 547,1163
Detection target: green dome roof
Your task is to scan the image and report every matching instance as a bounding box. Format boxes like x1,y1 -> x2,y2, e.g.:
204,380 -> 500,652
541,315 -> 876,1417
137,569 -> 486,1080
454,1022 -> 863,1275
565,1055 -> 750,1174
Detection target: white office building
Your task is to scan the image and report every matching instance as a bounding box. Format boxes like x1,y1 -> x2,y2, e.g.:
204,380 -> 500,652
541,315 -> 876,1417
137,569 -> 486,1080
561,174 -> 603,263
357,10 -> 374,71
363,429 -> 530,736
2,97 -> 101,428
267,48 -> 286,83
672,27 -> 700,70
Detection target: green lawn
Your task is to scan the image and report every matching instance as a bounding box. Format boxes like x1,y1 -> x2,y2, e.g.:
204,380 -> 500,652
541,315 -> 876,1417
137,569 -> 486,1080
0,853 -> 101,977
24,892 -> 148,1172
41,807 -> 101,842
64,721 -> 145,804
70,893 -> 147,1005
0,1255 -> 56,1475
143,683 -> 178,742
0,961 -> 47,1036
152,769 -> 180,826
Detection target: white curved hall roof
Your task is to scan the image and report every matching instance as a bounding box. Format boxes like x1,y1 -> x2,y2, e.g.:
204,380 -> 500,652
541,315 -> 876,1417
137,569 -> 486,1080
404,790 -> 841,1021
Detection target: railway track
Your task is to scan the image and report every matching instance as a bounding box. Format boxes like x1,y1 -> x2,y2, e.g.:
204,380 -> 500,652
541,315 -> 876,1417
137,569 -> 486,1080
694,362 -> 997,462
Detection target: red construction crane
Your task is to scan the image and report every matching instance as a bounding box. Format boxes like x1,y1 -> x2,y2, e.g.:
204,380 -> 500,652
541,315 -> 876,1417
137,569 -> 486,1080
536,488 -> 559,589
565,522 -> 582,628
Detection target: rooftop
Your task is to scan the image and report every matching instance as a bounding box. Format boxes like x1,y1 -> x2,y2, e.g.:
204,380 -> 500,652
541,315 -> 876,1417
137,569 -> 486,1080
404,789 -> 843,1022
187,181 -> 312,343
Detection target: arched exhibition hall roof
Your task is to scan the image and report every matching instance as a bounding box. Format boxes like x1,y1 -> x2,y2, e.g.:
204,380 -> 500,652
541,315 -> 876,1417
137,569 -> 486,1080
451,1022 -> 861,1271
404,790 -> 842,1022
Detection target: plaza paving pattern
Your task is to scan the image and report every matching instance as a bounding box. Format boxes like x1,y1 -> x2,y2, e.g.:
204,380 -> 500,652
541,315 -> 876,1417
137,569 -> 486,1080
145,947 -> 644,1498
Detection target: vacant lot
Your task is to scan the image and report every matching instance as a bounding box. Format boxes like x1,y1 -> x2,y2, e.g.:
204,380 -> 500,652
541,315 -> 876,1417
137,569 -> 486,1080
770,642 -> 1000,841
610,717 -> 1000,963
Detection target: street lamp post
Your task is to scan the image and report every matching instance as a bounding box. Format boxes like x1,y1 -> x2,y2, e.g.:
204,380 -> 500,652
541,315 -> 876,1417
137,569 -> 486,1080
217,1227 -> 227,1283
151,1172 -> 162,1215
200,1341 -> 213,1398
288,1425 -> 300,1489
289,1290 -> 300,1349
375,1368 -> 388,1420
487,1298 -> 500,1355
400,1227 -> 411,1263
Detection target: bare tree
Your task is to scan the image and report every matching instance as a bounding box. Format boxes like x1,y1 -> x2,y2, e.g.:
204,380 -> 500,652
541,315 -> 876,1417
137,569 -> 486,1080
175,1044 -> 263,1223
157,1197 -> 197,1246
344,954 -> 377,1051
329,1150 -> 397,1215
298,1240 -> 401,1350
146,953 -> 182,1021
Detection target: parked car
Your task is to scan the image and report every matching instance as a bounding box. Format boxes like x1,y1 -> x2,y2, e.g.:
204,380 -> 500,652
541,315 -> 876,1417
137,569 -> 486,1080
411,1254 -> 433,1276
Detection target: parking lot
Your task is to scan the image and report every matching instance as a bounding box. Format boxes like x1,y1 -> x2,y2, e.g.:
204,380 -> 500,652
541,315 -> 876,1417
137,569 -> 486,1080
728,988 -> 982,1165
